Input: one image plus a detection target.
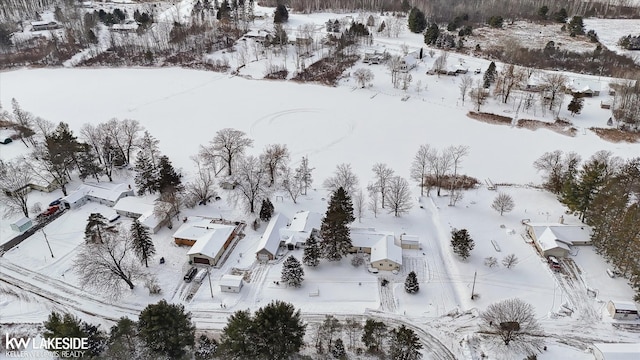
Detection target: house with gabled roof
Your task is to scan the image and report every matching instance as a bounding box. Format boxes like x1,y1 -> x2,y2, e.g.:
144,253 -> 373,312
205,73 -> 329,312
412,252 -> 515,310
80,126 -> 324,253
280,211 -> 322,249
60,182 -> 133,209
350,227 -> 403,271
525,222 -> 592,258
113,195 -> 170,234
256,213 -> 289,261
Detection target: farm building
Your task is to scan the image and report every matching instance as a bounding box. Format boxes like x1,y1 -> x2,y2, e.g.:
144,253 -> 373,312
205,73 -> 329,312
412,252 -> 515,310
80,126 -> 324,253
219,274 -> 244,293
525,223 -> 592,258
568,78 -> 601,97
10,217 -> 32,233
60,182 -> 133,209
607,300 -> 639,320
112,196 -> 170,234
172,219 -> 238,266
350,228 -> 403,271
31,21 -> 59,31
255,213 -> 289,261
112,20 -> 138,32
280,211 -> 322,249
592,342 -> 640,360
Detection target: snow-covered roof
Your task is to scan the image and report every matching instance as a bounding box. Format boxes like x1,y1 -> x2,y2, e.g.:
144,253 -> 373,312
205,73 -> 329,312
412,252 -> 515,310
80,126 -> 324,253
280,211 -> 322,245
113,196 -> 166,230
30,21 -> 57,26
12,217 -> 31,227
350,228 -> 385,248
527,223 -> 591,250
220,274 -> 243,288
371,234 -> 402,265
569,78 -> 601,93
256,213 -> 289,256
63,182 -> 131,204
112,22 -> 139,31
609,300 -> 639,312
593,343 -> 640,360
183,223 -> 235,258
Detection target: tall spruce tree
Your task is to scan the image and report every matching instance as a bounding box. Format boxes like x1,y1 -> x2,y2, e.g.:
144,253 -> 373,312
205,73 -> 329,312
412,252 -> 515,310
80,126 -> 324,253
137,300 -> 195,359
303,230 -> 321,267
408,7 -> 427,33
389,325 -> 423,360
134,150 -> 156,195
405,271 -> 419,294
259,198 -> 274,221
77,144 -> 103,182
281,255 -> 305,287
483,61 -> 497,88
156,155 -> 182,194
424,23 -> 439,45
320,187 -> 355,261
85,213 -> 116,244
331,338 -> 347,359
218,310 -> 257,359
252,301 -> 306,359
362,319 -> 387,352
130,219 -> 155,267
451,228 -> 474,260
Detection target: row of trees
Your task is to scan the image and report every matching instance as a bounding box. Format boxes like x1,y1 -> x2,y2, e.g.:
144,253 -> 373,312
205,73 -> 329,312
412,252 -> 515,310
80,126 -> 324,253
534,151 -> 640,299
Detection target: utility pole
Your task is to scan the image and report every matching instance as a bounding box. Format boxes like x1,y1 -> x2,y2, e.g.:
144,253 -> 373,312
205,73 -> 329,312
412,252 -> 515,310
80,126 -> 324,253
471,271 -> 477,300
42,230 -> 54,258
207,267 -> 213,298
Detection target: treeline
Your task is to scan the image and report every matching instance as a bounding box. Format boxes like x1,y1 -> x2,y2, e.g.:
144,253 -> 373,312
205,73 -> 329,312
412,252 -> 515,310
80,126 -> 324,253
533,150 -> 640,300
263,0 -> 640,21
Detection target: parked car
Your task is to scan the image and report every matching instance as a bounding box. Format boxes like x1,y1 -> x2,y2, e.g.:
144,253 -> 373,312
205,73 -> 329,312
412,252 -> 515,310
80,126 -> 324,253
194,269 -> 208,283
367,266 -> 379,274
42,205 -> 60,216
184,267 -> 198,282
48,198 -> 61,206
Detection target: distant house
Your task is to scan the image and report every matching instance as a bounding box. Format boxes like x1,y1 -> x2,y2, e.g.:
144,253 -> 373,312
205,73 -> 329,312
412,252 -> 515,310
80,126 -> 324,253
255,213 -> 289,261
607,300 -> 639,320
397,54 -> 418,72
112,20 -> 139,32
592,342 -> 640,360
243,29 -> 272,43
113,196 -> 170,234
60,183 -> 134,210
363,50 -> 385,64
350,228 -> 403,271
31,21 -> 60,31
219,274 -> 244,293
568,78 -> 601,97
10,217 -> 32,233
525,223 -> 592,258
174,220 -> 237,266
280,211 -> 322,250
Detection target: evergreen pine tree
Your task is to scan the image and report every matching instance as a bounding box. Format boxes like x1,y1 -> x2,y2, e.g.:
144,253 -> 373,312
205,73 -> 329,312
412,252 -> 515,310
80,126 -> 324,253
281,255 -> 305,287
273,4 -> 288,23
259,198 -> 274,221
130,219 -> 155,267
483,61 -> 497,88
218,310 -> 258,359
303,230 -> 321,267
137,300 -> 195,359
252,301 -> 306,359
44,312 -> 106,357
389,325 -> 423,360
451,228 -> 475,260
558,157 -> 581,215
404,271 -> 419,294
362,319 -> 387,352
423,23 -> 439,45
408,7 -> 427,33
567,96 -> 584,115
320,187 -> 355,261
106,317 -> 140,359
155,155 -> 182,194
134,150 -> 156,195
194,334 -> 218,360
331,338 -> 347,359
77,144 -> 103,182
84,213 -> 116,244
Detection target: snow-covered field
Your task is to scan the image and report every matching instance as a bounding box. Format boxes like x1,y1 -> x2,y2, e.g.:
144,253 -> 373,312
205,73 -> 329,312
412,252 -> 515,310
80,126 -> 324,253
1,5 -> 640,359
584,18 -> 640,64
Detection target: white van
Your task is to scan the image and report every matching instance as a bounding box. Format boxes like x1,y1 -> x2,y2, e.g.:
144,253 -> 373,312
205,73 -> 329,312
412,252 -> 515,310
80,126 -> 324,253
194,269 -> 208,283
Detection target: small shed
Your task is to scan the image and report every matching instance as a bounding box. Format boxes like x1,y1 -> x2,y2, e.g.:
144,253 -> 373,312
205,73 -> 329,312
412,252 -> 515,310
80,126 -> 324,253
607,300 -> 639,320
11,217 -> 32,233
592,342 -> 640,360
219,274 -> 244,293
400,234 -> 420,249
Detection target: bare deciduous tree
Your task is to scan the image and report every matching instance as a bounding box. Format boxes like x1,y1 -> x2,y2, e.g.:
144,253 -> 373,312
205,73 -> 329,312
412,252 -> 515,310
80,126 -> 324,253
353,68 -> 374,88
280,166 -> 302,204
262,144 -> 290,187
494,64 -> 526,104
447,145 -> 470,205
541,73 -> 568,112
386,176 -> 413,217
432,51 -> 449,77
352,188 -> 366,222
0,160 -> 32,217
294,156 -> 313,196
491,192 -> 515,215
502,254 -> 519,269
367,184 -> 380,218
324,163 -> 359,195
471,80 -> 488,112
202,128 -> 254,176
73,228 -> 143,299
484,256 -> 499,267
427,148 -> 453,197
459,74 -> 473,104
371,163 -> 394,209
184,157 -> 217,206
481,298 -> 544,354
233,155 -> 270,213
411,144 -> 435,196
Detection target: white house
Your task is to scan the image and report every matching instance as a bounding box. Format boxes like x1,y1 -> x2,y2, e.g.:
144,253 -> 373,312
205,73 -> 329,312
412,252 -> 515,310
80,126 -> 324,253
60,182 -> 134,209
350,228 -> 403,271
607,300 -> 639,320
280,211 -> 322,249
255,214 -> 289,261
592,342 -> 640,360
113,196 -> 168,234
172,221 -> 236,266
219,274 -> 244,293
525,223 -> 592,258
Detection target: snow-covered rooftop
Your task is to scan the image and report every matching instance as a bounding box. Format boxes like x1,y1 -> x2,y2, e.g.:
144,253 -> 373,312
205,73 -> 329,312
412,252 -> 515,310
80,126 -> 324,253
64,182 -> 131,204
183,223 -> 235,258
256,213 -> 289,256
370,234 -> 402,265
593,343 -> 640,360
609,300 -> 639,312
528,223 -> 592,250
219,274 -> 244,288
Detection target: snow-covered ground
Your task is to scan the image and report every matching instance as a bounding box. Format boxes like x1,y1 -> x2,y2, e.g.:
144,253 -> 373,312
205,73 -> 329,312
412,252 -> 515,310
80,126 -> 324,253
1,6 -> 640,360
584,18 -> 640,64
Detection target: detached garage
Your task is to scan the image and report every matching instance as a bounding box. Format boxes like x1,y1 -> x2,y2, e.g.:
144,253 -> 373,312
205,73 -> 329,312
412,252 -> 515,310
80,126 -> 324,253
180,223 -> 236,266
219,274 -> 244,293
607,300 -> 639,320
